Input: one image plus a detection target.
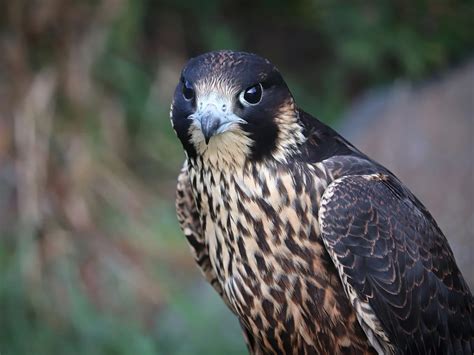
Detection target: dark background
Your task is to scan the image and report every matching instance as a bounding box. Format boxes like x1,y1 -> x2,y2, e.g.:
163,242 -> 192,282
0,1 -> 473,354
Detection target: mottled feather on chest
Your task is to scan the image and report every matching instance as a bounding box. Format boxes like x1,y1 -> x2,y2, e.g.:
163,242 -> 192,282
189,157 -> 327,276
187,155 -> 372,353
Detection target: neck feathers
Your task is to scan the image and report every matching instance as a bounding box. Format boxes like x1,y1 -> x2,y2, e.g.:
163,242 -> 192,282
271,99 -> 305,163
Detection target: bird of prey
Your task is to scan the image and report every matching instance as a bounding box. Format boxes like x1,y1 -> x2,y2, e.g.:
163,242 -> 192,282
170,50 -> 473,354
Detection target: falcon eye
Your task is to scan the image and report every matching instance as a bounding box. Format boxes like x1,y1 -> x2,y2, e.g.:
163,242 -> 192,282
239,83 -> 263,106
182,80 -> 195,101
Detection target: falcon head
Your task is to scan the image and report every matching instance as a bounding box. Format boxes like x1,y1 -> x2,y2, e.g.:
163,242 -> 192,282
171,50 -> 304,164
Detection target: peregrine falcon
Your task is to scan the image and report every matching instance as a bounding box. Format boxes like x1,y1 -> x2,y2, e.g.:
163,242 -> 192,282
170,50 -> 473,354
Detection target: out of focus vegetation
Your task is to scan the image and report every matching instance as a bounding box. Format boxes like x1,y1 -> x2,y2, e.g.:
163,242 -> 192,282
0,1 -> 472,354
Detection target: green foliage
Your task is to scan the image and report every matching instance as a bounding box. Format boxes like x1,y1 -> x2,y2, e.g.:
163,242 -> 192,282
0,223 -> 244,355
155,286 -> 247,355
0,245 -> 157,355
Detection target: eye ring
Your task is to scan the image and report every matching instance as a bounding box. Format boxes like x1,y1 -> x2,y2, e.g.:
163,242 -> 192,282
239,83 -> 263,106
182,80 -> 195,101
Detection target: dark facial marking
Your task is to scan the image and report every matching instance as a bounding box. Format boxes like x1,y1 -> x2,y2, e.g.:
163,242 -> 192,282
235,81 -> 291,161
172,50 -> 295,161
172,78 -> 197,158
183,50 -> 280,90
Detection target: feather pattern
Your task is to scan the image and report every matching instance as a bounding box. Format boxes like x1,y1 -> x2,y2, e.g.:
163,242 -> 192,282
319,173 -> 474,354
172,51 -> 474,354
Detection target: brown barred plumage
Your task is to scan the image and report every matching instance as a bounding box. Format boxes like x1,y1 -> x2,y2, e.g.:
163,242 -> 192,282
171,50 -> 474,354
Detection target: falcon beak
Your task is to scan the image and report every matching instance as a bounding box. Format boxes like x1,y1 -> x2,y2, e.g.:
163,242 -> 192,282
190,93 -> 245,144
200,109 -> 221,144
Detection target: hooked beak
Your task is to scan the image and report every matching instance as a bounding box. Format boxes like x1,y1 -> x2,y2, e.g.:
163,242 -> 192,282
189,94 -> 245,144
200,111 -> 221,144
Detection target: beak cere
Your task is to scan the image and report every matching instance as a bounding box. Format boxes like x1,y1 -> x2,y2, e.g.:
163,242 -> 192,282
200,112 -> 221,144
190,93 -> 245,145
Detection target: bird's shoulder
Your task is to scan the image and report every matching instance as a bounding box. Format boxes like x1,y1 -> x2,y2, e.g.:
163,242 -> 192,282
297,109 -> 356,163
295,112 -> 473,352
295,109 -> 387,180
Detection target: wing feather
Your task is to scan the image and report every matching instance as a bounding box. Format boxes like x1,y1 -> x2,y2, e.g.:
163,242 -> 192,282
319,173 -> 474,354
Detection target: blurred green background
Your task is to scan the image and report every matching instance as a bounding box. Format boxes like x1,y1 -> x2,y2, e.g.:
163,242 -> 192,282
0,1 -> 473,354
